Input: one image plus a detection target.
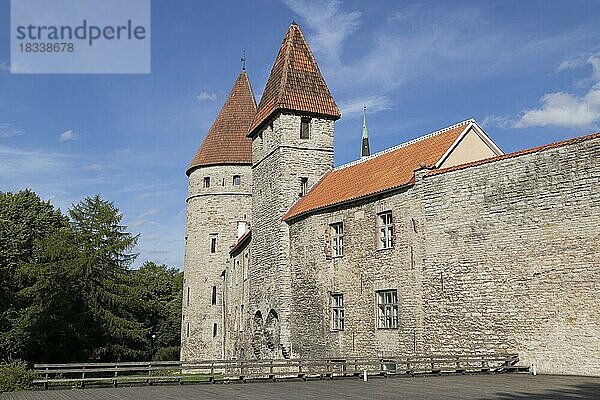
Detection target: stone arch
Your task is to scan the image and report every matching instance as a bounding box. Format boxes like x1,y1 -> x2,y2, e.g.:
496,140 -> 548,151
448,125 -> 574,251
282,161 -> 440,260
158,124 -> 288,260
264,309 -> 281,354
251,311 -> 264,358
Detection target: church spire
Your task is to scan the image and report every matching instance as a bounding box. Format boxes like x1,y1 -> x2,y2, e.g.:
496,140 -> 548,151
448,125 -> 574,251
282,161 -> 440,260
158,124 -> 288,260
361,105 -> 370,158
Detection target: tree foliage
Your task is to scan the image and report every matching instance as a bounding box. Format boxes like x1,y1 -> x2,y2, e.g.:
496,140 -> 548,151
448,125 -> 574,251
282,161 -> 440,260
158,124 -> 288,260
0,191 -> 182,363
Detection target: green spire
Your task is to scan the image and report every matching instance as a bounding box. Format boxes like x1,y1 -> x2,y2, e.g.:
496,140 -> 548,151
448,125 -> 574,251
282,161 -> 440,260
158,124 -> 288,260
362,105 -> 369,139
361,105 -> 370,158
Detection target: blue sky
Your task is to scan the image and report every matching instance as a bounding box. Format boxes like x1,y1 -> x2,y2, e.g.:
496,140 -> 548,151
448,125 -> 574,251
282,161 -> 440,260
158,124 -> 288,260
1,0 -> 600,269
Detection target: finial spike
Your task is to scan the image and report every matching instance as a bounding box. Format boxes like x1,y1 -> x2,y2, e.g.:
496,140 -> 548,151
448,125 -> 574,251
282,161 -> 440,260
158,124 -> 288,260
361,105 -> 370,158
241,50 -> 247,70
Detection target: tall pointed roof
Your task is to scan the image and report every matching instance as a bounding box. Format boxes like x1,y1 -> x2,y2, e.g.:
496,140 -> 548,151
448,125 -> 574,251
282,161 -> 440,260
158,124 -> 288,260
247,22 -> 341,136
187,70 -> 257,175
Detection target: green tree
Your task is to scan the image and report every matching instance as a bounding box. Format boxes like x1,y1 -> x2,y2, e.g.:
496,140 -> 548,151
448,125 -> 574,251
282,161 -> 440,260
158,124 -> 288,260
131,261 -> 182,360
0,190 -> 67,359
67,195 -> 147,361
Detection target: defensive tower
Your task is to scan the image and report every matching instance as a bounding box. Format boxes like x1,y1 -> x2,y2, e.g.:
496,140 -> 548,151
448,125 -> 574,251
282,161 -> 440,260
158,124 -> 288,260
181,69 -> 256,361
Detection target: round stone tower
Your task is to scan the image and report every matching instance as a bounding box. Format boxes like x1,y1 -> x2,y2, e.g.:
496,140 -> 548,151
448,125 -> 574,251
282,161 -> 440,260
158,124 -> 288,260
181,69 -> 256,361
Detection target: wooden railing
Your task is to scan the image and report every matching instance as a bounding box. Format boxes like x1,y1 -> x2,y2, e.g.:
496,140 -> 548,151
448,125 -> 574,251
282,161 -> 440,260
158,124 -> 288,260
33,353 -> 521,389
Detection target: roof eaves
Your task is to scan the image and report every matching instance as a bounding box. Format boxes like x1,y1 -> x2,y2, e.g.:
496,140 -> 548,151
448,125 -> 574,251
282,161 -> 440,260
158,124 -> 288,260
283,180 -> 415,223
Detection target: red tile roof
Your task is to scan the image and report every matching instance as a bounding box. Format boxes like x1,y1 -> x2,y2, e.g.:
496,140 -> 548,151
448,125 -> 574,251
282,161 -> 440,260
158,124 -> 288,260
283,120 -> 473,221
187,70 -> 256,175
229,229 -> 251,256
248,22 -> 340,137
429,131 -> 600,176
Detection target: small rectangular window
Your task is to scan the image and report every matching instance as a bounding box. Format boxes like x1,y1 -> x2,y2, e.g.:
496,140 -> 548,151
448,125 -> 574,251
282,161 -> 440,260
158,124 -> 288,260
233,175 -> 241,186
331,294 -> 344,331
186,322 -> 190,338
300,117 -> 311,139
203,177 -> 211,188
211,285 -> 217,305
378,211 -> 393,249
210,237 -> 217,253
300,177 -> 308,196
377,290 -> 398,329
331,222 -> 344,257
187,287 -> 190,306
213,322 -> 218,337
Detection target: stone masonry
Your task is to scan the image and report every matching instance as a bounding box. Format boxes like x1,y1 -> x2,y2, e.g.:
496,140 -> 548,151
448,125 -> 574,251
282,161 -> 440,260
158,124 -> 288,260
248,113 -> 334,359
181,164 -> 252,361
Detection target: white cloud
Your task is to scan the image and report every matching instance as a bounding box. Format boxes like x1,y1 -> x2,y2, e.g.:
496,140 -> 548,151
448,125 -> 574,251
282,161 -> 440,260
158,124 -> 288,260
84,163 -> 104,172
0,145 -> 65,179
339,95 -> 392,119
482,115 -> 515,129
59,129 -> 75,142
557,55 -> 588,72
283,0 -> 361,64
129,207 -> 160,228
196,91 -> 217,102
0,123 -> 24,138
515,55 -> 600,129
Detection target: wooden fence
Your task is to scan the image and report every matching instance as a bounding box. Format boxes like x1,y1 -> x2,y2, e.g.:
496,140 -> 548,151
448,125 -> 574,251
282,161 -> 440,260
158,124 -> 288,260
33,353 -> 522,389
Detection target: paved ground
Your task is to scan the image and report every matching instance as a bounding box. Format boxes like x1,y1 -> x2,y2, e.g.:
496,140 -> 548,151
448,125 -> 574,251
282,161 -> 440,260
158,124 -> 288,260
2,374 -> 599,399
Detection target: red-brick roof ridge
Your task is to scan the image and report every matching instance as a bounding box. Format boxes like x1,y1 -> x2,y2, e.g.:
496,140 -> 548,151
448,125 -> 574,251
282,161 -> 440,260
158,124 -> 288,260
429,131 -> 600,176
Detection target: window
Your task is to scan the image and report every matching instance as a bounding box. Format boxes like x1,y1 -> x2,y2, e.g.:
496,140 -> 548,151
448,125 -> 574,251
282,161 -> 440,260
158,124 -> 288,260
211,286 -> 217,305
331,294 -> 344,331
233,175 -> 241,186
222,178 -> 225,186
213,322 -> 218,337
300,177 -> 308,196
186,287 -> 190,306
210,237 -> 217,253
377,290 -> 398,329
300,117 -> 311,139
378,211 -> 393,249
331,222 -> 344,257
203,176 -> 211,188
186,322 -> 190,338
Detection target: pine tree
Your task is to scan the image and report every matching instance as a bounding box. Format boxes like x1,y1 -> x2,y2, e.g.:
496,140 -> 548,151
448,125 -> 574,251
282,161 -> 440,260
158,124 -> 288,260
67,195 -> 147,361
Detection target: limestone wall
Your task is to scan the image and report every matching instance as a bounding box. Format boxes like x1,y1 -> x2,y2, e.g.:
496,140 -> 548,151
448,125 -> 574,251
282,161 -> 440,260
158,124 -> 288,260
181,164 -> 252,361
419,136 -> 600,376
287,190 -> 426,358
249,113 -> 334,359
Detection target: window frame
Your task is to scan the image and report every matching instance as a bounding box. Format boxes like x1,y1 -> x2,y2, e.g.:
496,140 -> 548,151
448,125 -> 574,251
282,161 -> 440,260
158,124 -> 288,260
376,289 -> 398,329
300,177 -> 308,196
210,237 -> 217,253
203,176 -> 211,188
330,222 -> 344,258
331,293 -> 345,331
300,117 -> 311,139
233,175 -> 241,186
377,211 -> 394,250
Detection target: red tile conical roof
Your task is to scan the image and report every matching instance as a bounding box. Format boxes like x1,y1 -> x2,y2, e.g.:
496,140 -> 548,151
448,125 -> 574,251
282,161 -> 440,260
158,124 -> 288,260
187,70 -> 256,175
248,22 -> 340,136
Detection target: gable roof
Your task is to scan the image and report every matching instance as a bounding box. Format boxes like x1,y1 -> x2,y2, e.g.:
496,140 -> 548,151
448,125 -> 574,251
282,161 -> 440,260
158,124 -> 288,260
247,22 -> 340,137
283,119 -> 475,221
187,70 -> 256,175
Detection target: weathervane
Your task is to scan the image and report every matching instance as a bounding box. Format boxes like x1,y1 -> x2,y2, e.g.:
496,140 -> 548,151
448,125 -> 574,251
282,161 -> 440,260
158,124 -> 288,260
241,50 -> 247,70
